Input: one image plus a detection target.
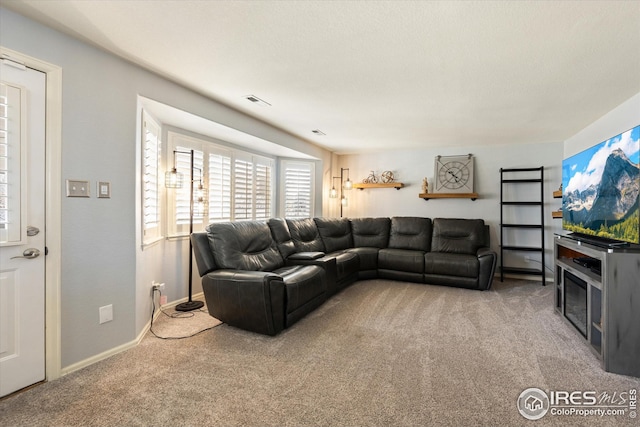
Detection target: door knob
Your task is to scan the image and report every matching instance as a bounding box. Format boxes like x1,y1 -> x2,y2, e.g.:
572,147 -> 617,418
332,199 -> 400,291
10,248 -> 41,259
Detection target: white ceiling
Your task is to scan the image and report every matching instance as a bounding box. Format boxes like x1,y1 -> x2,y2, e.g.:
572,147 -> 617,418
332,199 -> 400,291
4,0 -> 640,154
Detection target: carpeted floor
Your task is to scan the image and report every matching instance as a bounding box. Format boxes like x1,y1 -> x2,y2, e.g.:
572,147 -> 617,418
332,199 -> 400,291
1,279 -> 638,426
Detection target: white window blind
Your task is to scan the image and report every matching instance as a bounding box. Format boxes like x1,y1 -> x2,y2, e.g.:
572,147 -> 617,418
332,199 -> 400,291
281,160 -> 315,219
167,131 -> 276,234
174,147 -> 205,226
233,157 -> 253,220
208,152 -> 232,223
141,111 -> 162,245
254,159 -> 272,221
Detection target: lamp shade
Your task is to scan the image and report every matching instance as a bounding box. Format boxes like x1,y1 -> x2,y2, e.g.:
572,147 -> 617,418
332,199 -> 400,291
165,168 -> 184,188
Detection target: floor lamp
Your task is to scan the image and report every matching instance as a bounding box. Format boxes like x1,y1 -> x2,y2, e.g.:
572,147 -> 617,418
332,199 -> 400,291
329,168 -> 352,217
166,149 -> 205,312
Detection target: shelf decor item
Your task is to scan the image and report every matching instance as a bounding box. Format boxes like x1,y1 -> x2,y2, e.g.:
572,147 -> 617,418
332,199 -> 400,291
433,154 -> 474,193
381,170 -> 395,183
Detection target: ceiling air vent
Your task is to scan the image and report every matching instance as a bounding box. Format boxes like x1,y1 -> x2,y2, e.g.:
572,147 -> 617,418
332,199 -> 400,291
244,95 -> 271,107
311,129 -> 326,136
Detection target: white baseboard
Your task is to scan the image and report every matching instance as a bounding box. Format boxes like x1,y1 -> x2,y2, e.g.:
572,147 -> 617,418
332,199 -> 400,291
60,292 -> 205,377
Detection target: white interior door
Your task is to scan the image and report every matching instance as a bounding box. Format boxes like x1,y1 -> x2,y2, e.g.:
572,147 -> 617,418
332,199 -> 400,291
0,61 -> 46,397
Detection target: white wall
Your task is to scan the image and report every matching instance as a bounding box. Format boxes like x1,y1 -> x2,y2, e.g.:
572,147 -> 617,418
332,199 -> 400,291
564,93 -> 640,157
0,7 -> 330,369
337,141 -> 564,280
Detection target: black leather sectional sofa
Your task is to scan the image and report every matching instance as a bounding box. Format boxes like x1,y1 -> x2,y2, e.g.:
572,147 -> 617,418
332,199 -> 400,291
191,217 -> 497,336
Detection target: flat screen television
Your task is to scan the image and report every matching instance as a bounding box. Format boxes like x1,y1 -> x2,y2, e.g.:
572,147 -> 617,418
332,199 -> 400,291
562,124 -> 640,245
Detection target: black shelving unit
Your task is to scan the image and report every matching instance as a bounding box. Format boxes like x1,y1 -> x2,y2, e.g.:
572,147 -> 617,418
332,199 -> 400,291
499,167 -> 545,283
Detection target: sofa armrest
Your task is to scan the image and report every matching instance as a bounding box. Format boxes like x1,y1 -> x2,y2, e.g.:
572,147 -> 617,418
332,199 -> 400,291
201,270 -> 286,336
285,255 -> 338,295
476,247 -> 497,290
288,251 -> 325,260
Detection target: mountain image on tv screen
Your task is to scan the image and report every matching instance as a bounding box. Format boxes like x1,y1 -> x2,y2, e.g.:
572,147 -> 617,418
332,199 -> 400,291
562,125 -> 640,244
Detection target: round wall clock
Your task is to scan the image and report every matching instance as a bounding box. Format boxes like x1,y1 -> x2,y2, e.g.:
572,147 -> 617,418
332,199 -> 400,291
433,154 -> 475,193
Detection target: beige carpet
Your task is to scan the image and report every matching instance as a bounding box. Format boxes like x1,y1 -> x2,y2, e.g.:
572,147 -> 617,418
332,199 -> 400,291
1,279 -> 639,426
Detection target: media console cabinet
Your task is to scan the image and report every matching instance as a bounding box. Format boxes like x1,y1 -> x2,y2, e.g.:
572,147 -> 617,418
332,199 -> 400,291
554,234 -> 640,377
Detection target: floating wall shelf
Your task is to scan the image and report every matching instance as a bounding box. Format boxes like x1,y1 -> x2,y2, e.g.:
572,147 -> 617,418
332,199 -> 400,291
353,183 -> 405,190
419,192 -> 478,201
552,189 -> 562,219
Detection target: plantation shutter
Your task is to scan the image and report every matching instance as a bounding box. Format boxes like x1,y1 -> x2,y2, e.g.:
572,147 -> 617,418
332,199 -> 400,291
141,112 -> 162,244
234,157 -> 253,220
208,151 -> 232,223
282,161 -> 314,219
254,159 -> 272,220
174,147 -> 205,228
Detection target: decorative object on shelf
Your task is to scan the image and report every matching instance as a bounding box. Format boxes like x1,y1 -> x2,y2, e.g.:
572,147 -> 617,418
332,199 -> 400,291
422,177 -> 428,193
330,168 -> 352,217
362,170 -> 378,184
433,154 -> 475,194
381,170 -> 395,183
165,149 -> 206,312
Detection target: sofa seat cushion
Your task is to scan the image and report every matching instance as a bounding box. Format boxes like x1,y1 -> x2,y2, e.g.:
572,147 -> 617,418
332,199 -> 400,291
347,247 -> 378,271
273,265 -> 326,314
324,250 -> 360,281
378,248 -> 425,273
425,252 -> 479,278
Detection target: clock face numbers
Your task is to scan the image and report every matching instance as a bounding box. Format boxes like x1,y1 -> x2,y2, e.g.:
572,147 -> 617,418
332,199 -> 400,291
438,161 -> 469,190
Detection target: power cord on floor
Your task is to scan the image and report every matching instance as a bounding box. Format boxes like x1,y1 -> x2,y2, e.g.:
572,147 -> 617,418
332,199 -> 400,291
150,288 -> 222,340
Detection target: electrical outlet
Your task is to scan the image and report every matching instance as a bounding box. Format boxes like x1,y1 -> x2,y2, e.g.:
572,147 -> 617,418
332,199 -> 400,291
152,282 -> 165,291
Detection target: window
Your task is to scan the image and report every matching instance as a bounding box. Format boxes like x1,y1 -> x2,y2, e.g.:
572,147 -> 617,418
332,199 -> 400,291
141,111 -> 162,245
167,131 -> 275,236
281,160 -> 315,219
254,157 -> 273,220
207,151 -> 231,223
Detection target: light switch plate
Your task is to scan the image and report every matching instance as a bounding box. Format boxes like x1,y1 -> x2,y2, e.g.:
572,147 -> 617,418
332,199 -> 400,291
66,180 -> 90,197
97,181 -> 111,198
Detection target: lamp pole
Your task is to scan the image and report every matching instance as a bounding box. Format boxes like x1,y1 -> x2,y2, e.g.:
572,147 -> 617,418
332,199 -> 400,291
175,150 -> 204,312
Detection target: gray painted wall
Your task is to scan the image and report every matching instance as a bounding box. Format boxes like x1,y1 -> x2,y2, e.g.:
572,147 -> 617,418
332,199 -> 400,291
564,93 -> 640,158
338,141 -> 564,280
1,7 -> 330,368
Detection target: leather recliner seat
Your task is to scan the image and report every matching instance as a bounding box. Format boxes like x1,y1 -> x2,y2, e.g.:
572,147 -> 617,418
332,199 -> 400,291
191,216 -> 497,336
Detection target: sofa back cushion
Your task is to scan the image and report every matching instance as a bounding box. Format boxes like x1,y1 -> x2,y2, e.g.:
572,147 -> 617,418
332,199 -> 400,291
286,218 -> 325,252
350,217 -> 391,248
431,218 -> 486,255
267,218 -> 297,258
388,217 -> 432,251
206,221 -> 284,271
314,217 -> 353,253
